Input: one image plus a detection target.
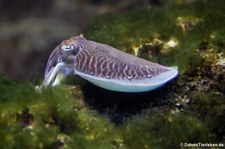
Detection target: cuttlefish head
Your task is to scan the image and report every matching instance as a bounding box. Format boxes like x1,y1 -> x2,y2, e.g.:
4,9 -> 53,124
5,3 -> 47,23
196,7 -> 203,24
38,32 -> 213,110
44,35 -> 85,80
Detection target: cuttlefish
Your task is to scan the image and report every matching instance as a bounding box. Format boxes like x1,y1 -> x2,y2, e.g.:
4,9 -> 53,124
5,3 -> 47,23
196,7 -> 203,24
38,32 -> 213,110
39,35 -> 178,92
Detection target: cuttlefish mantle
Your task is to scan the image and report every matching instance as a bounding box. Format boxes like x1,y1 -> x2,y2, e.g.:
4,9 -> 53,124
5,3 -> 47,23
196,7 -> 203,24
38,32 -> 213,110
40,35 -> 178,92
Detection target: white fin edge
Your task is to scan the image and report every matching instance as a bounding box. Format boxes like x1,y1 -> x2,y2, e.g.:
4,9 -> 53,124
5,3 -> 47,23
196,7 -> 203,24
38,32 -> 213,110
75,66 -> 178,92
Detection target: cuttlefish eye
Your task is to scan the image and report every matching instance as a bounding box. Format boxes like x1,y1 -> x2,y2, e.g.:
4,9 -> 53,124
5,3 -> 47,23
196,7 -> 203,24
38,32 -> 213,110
61,44 -> 78,52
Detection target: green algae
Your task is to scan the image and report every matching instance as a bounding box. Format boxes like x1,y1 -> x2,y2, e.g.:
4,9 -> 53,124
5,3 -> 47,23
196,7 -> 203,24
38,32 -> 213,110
1,0 -> 225,148
0,76 -> 224,148
0,77 -> 115,149
119,110 -> 207,149
84,0 -> 225,72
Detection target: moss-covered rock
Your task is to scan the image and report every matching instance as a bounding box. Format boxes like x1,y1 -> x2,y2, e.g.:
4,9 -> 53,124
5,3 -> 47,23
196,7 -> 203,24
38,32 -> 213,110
1,0 -> 225,148
84,0 -> 225,72
0,77 -> 116,149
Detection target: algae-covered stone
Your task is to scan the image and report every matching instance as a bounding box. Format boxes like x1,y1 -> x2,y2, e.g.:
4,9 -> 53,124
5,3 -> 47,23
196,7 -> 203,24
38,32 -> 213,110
0,77 -> 116,149
84,0 -> 225,72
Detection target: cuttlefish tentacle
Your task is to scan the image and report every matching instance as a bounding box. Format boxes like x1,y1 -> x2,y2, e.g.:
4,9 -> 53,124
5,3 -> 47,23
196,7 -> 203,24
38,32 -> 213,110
40,35 -> 178,92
